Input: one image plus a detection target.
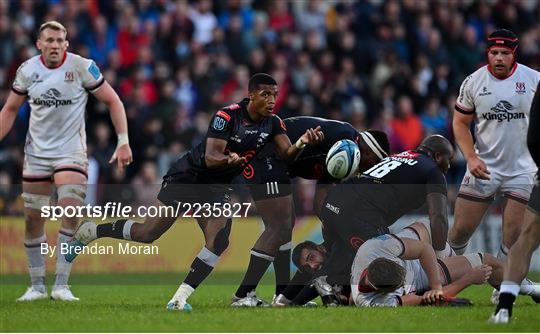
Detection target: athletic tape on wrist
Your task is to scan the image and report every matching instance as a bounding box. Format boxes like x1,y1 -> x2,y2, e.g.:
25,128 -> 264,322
117,133 -> 129,147
295,139 -> 306,149
360,132 -> 387,160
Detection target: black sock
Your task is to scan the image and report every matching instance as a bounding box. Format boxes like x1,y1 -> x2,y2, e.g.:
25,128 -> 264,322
282,270 -> 312,300
235,250 -> 273,298
184,257 -> 214,289
96,219 -> 127,239
496,292 -> 516,316
291,284 -> 319,305
273,248 -> 291,295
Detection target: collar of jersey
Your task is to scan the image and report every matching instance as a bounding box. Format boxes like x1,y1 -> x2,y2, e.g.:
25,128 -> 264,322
486,62 -> 518,80
40,52 -> 68,69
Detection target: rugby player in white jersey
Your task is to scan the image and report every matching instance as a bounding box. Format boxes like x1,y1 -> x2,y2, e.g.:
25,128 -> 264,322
0,21 -> 132,301
449,29 -> 540,288
347,222 -> 540,307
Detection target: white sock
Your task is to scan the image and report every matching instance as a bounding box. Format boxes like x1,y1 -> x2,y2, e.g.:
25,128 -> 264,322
500,280 -> 520,297
170,283 -> 195,303
519,278 -> 538,296
449,241 -> 468,255
54,228 -> 75,287
25,234 -> 47,291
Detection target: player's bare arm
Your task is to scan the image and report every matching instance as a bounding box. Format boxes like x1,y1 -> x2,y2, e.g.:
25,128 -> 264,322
426,192 -> 449,256
400,237 -> 443,303
443,264 -> 492,297
0,91 -> 26,141
92,81 -> 133,169
273,126 -> 324,162
453,111 -> 490,180
204,137 -> 246,168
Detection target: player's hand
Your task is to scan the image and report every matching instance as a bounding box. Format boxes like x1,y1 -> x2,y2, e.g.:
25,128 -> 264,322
228,152 -> 247,166
422,286 -> 444,304
299,126 -> 324,146
466,264 -> 492,285
109,144 -> 133,169
467,156 -> 490,180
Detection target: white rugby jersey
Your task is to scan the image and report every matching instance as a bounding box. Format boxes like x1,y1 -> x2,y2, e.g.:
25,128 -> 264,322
350,233 -> 422,307
12,52 -> 104,157
456,64 -> 540,176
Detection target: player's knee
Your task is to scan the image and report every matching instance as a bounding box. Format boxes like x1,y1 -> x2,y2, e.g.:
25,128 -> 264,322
57,184 -> 86,203
213,219 -> 232,255
22,192 -> 50,212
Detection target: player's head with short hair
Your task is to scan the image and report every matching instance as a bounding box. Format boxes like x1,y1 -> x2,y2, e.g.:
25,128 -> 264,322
292,241 -> 326,274
38,21 -> 67,39
486,29 -> 518,79
417,134 -> 454,173
247,73 -> 278,119
36,21 -> 69,67
357,129 -> 390,173
248,73 -> 277,92
366,258 -> 406,293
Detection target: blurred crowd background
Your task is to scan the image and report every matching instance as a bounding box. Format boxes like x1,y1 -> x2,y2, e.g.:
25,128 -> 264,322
1,0 -> 539,215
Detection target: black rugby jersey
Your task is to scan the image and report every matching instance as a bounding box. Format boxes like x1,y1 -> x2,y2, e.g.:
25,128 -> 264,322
528,82 -> 540,167
283,116 -> 359,180
187,98 -> 286,183
327,150 -> 447,226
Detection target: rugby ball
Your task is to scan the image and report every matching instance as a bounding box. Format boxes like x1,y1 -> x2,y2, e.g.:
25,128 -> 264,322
325,139 -> 361,179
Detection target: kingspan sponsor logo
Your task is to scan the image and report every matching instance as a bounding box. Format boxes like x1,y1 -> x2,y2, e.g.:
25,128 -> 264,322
33,88 -> 73,108
481,100 -> 525,123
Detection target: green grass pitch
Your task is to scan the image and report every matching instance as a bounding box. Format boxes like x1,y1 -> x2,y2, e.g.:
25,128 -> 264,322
1,273 -> 539,332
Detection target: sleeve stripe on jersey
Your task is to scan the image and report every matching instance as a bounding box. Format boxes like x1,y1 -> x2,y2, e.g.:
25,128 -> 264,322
454,104 -> 475,115
86,77 -> 105,92
390,234 -> 405,258
216,110 -> 231,121
11,86 -> 27,95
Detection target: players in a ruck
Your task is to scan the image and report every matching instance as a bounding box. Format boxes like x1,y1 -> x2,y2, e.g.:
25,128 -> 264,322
65,73 -> 324,311
0,21 -> 132,301
277,135 -> 454,306
231,116 -> 389,306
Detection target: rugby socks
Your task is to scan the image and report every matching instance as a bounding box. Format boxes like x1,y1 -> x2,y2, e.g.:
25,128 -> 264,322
497,244 -> 509,261
496,281 -> 519,315
184,247 -> 219,290
54,228 -> 75,287
235,249 -> 274,298
25,235 -> 47,292
96,219 -> 133,240
273,242 -> 292,295
449,241 -> 468,255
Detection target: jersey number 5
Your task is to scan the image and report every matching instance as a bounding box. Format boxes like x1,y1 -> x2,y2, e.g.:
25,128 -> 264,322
364,159 -> 402,178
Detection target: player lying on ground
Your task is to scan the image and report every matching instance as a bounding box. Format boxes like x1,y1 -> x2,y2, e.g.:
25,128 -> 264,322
231,116 -> 389,307
277,222 -> 454,306
286,222 -> 540,307
490,81 -> 540,323
64,73 -> 324,311
350,225 -> 540,307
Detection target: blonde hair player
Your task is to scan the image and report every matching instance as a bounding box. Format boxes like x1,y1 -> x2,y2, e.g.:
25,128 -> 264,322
0,21 -> 133,301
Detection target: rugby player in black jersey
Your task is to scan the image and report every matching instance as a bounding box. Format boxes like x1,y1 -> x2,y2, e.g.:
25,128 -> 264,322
64,74 -> 324,311
231,116 -> 389,306
281,134 -> 454,306
491,82 -> 540,323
